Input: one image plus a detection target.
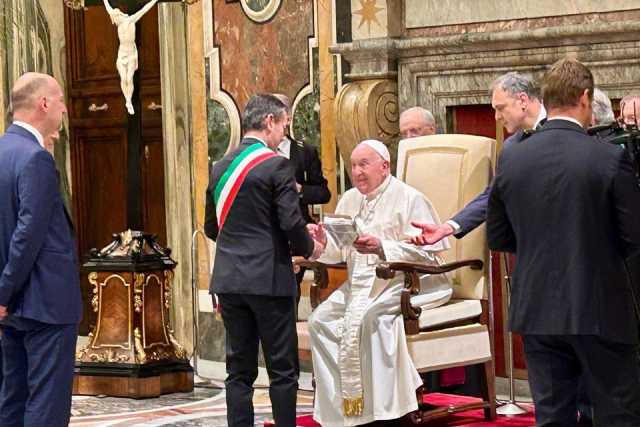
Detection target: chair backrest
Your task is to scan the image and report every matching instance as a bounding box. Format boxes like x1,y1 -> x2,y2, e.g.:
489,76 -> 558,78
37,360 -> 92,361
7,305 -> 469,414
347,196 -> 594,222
396,134 -> 496,300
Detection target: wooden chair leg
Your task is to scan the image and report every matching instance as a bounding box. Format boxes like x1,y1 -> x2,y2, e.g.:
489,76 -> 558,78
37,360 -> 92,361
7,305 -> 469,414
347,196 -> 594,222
480,359 -> 497,420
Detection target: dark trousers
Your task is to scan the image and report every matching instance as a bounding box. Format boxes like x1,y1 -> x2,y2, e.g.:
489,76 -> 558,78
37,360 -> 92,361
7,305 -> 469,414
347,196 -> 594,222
218,293 -> 299,427
523,334 -> 640,427
0,321 -> 78,427
576,376 -> 592,424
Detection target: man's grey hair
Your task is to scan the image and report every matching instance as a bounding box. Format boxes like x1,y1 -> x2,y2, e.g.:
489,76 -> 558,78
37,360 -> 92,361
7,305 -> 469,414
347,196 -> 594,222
592,88 -> 614,126
242,94 -> 287,132
401,106 -> 435,127
272,93 -> 291,113
490,72 -> 540,100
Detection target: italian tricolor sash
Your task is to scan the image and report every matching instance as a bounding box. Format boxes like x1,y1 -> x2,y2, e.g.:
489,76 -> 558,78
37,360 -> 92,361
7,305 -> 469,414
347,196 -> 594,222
213,142 -> 276,230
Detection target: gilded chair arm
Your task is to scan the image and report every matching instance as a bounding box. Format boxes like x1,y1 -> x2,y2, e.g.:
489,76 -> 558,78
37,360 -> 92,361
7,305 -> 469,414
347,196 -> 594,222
292,258 -> 347,309
376,259 -> 483,335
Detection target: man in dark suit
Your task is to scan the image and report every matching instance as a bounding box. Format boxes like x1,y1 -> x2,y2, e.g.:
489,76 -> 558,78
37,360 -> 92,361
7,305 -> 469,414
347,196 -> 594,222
0,72 -> 82,427
205,94 -> 326,427
487,58 -> 640,426
273,94 -> 330,223
273,94 -> 331,307
410,72 -> 546,244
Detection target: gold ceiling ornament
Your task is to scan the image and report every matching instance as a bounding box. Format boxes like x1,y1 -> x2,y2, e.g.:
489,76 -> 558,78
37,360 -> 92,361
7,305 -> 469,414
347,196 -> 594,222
64,0 -> 86,10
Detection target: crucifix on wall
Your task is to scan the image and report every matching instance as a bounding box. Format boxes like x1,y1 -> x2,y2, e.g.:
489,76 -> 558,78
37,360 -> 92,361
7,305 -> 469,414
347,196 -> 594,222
98,0 -> 196,114
102,0 -> 159,115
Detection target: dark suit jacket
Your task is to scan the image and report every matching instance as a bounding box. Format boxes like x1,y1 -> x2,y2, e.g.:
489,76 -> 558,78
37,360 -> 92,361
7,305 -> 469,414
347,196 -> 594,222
487,119 -> 640,344
0,125 -> 82,325
286,137 -> 331,223
205,138 -> 315,297
450,130 -> 524,237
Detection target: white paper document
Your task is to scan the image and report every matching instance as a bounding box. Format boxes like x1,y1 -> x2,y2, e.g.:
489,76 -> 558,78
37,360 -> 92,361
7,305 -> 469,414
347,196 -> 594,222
322,214 -> 359,247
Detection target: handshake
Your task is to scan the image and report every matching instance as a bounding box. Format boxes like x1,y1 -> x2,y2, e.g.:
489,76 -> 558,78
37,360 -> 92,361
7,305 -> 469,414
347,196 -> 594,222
307,223 -> 327,260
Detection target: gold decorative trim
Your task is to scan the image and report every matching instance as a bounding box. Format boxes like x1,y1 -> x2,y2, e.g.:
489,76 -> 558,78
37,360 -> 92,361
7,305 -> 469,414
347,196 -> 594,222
88,272 -> 99,312
163,270 -> 174,309
134,273 -> 145,313
76,330 -> 93,361
63,0 -> 86,10
343,396 -> 364,416
147,345 -> 173,361
168,327 -> 187,360
134,327 -> 147,363
88,349 -> 130,363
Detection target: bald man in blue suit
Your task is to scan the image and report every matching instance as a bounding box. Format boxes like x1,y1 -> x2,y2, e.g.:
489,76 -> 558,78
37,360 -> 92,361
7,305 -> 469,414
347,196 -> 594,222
0,73 -> 82,427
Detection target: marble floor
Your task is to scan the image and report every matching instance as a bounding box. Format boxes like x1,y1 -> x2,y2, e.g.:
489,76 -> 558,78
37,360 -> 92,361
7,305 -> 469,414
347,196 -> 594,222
70,384 -> 315,427
68,355 -> 532,427
69,378 -> 532,427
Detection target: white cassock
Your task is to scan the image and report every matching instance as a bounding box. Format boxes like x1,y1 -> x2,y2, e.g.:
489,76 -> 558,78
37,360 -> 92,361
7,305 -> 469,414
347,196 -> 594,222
308,175 -> 452,426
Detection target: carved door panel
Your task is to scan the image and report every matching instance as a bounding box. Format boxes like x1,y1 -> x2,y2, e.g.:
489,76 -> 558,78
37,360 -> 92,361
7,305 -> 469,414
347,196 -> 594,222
65,5 -> 119,89
451,104 -> 527,379
139,8 -> 161,85
71,127 -> 129,256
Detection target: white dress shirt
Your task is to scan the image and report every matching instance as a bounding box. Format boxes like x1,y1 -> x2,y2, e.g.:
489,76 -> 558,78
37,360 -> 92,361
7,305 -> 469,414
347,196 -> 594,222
277,137 -> 291,159
547,116 -> 584,128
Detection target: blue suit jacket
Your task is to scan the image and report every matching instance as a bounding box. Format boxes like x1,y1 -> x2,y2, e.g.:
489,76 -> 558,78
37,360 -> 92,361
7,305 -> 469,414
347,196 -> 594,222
450,130 -> 524,238
0,125 -> 82,325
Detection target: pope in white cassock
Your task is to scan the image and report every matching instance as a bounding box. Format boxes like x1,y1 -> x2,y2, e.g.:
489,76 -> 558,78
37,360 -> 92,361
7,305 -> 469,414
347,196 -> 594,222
307,139 -> 453,426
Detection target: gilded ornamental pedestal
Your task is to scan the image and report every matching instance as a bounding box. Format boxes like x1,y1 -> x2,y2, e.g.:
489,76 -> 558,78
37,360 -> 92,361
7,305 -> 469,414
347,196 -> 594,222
74,230 -> 193,398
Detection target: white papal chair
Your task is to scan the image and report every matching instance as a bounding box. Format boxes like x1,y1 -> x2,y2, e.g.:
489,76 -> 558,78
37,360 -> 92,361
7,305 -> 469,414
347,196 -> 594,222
296,134 -> 497,424
375,134 -> 497,423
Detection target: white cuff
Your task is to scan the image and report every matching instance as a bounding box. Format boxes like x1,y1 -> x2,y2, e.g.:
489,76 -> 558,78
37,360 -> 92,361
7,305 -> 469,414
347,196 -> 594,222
446,220 -> 461,233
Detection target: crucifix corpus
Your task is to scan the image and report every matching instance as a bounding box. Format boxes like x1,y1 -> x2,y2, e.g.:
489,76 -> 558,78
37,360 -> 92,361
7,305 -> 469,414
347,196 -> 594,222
103,0 -> 159,115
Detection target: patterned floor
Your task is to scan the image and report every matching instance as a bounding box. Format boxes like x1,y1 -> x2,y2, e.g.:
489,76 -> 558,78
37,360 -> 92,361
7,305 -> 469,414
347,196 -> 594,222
70,383 -> 314,427
69,375 -> 534,426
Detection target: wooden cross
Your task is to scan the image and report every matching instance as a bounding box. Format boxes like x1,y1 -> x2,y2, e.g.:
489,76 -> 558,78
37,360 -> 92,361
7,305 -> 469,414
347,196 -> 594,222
85,0 -> 183,13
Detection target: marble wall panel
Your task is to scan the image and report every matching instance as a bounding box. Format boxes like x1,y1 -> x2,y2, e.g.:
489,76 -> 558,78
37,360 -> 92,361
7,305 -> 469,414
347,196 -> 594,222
398,40 -> 640,140
405,0 -> 639,29
213,0 -> 313,111
405,10 -> 640,38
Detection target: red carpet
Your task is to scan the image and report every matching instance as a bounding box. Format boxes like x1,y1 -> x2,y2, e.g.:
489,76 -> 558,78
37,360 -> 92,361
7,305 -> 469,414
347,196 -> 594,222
265,394 -> 535,426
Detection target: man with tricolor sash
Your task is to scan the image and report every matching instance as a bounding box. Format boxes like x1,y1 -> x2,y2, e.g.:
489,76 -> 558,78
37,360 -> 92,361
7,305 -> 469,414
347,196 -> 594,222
205,94 -> 326,427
